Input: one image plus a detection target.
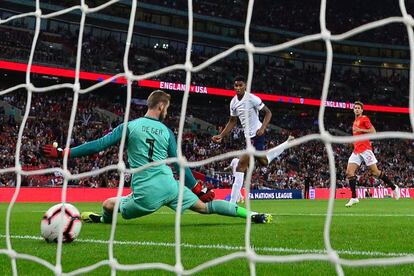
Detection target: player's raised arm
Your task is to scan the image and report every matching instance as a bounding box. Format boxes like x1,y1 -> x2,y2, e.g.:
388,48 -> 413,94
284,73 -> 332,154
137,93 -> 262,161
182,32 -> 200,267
212,116 -> 237,143
42,123 -> 126,159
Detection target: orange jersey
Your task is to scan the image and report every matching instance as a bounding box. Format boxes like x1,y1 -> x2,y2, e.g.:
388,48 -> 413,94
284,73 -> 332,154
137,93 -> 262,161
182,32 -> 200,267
352,115 -> 373,153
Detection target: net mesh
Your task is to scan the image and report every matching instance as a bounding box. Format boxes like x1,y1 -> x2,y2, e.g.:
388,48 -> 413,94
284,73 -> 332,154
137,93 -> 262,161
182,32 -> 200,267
1,0 -> 414,275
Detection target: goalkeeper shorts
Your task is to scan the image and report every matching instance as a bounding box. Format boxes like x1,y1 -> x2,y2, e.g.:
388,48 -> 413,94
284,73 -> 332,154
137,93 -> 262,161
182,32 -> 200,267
119,176 -> 199,219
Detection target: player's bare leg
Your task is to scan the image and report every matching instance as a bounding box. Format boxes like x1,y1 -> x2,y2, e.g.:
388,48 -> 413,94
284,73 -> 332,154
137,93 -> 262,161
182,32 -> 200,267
345,163 -> 359,207
368,164 -> 400,200
237,190 -> 245,203
256,156 -> 269,166
236,154 -> 249,173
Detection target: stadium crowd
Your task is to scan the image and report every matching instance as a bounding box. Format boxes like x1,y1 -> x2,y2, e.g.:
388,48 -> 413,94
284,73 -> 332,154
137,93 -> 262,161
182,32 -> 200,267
0,24 -> 410,107
149,0 -> 411,45
1,90 -> 414,191
41,0 -> 413,45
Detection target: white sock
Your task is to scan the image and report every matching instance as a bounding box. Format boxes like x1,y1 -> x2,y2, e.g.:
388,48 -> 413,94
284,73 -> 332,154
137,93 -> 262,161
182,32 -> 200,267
266,140 -> 289,164
230,172 -> 244,203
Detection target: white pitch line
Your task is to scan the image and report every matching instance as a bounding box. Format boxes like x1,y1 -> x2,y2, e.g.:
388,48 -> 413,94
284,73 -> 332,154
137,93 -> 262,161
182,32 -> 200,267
275,213 -> 414,217
26,211 -> 414,217
0,234 -> 412,258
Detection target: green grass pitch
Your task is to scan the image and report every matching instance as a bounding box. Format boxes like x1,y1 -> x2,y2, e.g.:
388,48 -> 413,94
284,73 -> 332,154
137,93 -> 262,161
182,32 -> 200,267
1,199 -> 414,275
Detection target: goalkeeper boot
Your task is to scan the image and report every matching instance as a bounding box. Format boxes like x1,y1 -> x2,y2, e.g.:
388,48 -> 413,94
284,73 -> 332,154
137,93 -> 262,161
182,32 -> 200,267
345,198 -> 359,207
393,185 -> 400,200
251,213 -> 272,224
81,212 -> 102,223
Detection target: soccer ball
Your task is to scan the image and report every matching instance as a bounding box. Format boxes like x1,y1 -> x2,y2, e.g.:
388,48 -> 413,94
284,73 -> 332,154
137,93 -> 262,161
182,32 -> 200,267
41,203 -> 82,243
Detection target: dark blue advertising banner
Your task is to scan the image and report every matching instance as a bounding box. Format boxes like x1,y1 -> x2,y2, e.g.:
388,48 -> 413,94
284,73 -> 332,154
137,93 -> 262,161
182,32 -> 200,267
248,189 -> 302,200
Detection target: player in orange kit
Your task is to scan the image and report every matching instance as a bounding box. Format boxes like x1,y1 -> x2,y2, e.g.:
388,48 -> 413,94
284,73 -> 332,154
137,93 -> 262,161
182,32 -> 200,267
345,101 -> 400,207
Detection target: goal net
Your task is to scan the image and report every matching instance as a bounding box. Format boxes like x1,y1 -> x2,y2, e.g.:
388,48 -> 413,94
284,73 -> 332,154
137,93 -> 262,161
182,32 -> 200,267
1,0 -> 414,275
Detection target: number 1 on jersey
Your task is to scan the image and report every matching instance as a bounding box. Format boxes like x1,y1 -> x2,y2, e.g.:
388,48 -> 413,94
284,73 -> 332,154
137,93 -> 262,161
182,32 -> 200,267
146,138 -> 155,162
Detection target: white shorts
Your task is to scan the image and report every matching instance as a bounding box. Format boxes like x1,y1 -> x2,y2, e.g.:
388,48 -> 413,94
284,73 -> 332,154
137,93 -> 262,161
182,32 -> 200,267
348,150 -> 378,166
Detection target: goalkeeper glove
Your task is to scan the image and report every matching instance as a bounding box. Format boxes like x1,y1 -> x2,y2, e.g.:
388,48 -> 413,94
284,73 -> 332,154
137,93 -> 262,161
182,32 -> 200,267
192,180 -> 215,202
42,144 -> 70,159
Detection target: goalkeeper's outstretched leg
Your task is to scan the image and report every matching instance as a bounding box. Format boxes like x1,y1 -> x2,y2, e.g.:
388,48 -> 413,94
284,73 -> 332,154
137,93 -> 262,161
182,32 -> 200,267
190,199 -> 272,224
81,194 -> 272,224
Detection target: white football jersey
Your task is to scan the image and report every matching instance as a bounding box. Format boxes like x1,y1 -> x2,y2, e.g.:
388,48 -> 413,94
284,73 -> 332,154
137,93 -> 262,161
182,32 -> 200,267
230,158 -> 239,175
230,93 -> 264,138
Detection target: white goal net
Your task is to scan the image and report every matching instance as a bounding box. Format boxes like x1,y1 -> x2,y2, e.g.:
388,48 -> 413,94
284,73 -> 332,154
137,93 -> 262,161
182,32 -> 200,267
1,0 -> 414,275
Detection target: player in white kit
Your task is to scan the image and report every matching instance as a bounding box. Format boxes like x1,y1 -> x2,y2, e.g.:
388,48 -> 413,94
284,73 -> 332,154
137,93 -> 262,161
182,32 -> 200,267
212,76 -> 293,195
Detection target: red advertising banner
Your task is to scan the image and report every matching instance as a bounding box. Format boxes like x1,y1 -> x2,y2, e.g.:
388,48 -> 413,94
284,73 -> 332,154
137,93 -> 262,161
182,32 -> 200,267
213,188 -> 245,201
0,187 -> 232,203
0,188 -> 131,203
1,187 -> 410,203
0,60 -> 408,113
139,80 -> 408,113
312,187 -> 412,199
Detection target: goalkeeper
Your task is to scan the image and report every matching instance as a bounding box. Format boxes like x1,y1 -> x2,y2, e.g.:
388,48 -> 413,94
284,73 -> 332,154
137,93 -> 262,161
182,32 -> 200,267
42,90 -> 271,224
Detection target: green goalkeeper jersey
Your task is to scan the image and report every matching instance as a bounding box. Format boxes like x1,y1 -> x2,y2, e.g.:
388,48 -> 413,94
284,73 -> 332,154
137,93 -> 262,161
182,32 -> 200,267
69,116 -> 197,189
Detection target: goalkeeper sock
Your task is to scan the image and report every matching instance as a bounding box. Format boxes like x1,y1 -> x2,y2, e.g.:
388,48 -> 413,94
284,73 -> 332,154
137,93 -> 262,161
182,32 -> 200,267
266,140 -> 288,164
206,200 -> 247,218
379,172 -> 395,190
236,205 -> 248,218
101,208 -> 113,223
349,176 -> 357,198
